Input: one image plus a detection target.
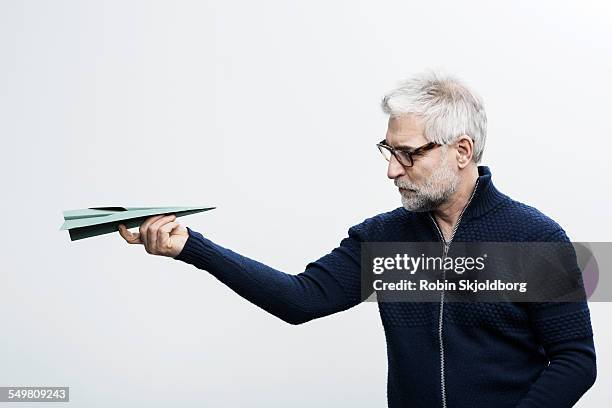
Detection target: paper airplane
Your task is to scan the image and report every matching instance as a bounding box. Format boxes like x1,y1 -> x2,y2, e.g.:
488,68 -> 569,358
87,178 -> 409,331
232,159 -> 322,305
60,206 -> 215,241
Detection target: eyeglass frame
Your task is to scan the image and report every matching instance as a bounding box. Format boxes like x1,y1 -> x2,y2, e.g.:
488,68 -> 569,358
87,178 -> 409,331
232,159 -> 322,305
376,139 -> 442,167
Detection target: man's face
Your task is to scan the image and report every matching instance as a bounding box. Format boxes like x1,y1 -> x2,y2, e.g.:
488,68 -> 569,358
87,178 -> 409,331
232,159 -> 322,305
384,115 -> 460,212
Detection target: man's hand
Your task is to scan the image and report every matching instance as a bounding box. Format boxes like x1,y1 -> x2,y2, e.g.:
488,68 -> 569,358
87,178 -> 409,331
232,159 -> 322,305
118,214 -> 189,258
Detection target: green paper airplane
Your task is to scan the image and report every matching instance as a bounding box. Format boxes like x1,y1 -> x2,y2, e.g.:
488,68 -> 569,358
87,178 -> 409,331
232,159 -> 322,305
60,206 -> 215,241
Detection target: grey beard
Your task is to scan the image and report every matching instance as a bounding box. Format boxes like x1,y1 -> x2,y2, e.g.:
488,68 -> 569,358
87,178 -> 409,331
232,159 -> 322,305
397,160 -> 459,212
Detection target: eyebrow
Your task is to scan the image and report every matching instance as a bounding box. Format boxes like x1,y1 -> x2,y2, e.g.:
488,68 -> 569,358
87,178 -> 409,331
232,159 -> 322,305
379,139 -> 417,151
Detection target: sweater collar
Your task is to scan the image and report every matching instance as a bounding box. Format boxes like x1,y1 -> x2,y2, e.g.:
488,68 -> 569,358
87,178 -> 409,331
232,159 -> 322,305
461,165 -> 508,221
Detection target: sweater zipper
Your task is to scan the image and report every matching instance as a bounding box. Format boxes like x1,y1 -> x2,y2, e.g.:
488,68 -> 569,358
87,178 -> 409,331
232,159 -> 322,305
428,179 -> 479,408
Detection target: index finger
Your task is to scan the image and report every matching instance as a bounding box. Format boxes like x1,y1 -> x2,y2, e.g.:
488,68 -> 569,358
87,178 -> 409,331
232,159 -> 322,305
140,214 -> 166,231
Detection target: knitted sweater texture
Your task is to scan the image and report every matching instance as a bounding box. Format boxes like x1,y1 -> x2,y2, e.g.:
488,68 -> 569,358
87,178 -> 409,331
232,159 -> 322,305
176,166 -> 596,408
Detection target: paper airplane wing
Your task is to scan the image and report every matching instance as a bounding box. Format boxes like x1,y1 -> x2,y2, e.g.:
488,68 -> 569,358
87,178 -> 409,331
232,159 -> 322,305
60,206 -> 215,241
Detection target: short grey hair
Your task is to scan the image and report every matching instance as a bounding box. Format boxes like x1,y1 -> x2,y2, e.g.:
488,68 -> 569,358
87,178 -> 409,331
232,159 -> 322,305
381,70 -> 487,164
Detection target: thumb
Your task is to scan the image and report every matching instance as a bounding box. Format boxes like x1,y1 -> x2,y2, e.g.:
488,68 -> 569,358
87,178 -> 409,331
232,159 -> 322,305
118,224 -> 142,244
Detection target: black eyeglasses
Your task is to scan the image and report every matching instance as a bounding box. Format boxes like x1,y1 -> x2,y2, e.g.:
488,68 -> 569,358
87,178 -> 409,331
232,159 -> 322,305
376,140 -> 442,167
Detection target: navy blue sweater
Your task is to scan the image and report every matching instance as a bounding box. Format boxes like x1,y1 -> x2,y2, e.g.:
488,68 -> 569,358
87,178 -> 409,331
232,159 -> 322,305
175,166 -> 596,408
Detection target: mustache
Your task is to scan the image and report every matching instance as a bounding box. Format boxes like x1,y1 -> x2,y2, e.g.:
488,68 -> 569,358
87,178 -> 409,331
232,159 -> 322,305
395,179 -> 419,190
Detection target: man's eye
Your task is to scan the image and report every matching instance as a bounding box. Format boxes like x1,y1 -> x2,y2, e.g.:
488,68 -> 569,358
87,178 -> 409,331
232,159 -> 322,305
399,151 -> 412,160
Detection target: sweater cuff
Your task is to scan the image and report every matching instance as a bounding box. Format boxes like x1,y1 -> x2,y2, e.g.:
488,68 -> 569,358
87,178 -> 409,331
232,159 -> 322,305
174,227 -> 214,269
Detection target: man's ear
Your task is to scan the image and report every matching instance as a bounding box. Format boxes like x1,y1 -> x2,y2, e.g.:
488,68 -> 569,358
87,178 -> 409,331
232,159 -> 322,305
455,135 -> 474,169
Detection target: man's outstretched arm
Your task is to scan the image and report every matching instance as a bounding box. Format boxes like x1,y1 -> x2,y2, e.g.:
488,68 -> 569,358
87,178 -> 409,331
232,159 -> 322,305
118,214 -> 368,325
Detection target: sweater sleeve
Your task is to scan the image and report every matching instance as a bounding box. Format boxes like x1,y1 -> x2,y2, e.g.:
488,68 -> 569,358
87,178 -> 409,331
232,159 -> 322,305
515,229 -> 597,407
515,303 -> 596,408
173,221 -> 370,325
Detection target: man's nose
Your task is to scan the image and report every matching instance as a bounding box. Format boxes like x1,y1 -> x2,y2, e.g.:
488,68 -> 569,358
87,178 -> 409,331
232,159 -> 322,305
387,155 -> 406,179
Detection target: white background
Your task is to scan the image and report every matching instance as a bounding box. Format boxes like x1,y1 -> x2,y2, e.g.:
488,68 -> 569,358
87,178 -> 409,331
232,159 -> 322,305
1,0 -> 611,406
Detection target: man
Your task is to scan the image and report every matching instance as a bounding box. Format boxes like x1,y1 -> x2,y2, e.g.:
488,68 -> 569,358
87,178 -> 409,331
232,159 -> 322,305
118,71 -> 596,407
